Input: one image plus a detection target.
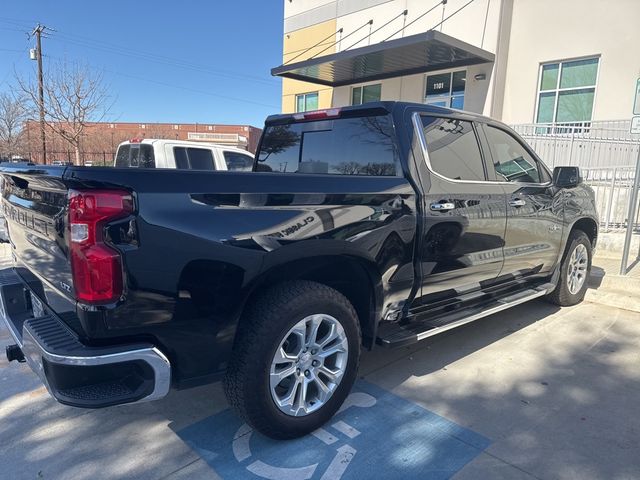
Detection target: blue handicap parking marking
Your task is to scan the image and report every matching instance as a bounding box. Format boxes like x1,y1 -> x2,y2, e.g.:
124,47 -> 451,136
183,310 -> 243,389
177,380 -> 491,480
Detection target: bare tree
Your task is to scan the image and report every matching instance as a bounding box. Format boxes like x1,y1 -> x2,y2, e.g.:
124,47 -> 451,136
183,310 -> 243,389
0,91 -> 28,160
19,61 -> 110,165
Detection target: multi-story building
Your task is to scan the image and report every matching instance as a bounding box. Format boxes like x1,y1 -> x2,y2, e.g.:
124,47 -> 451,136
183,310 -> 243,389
274,0 -> 640,127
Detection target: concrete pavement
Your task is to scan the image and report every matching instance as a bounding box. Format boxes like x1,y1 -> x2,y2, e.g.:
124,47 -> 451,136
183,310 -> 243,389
1,245 -> 639,479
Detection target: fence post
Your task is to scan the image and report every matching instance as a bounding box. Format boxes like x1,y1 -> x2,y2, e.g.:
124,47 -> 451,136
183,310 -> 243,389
620,147 -> 640,274
568,127 -> 576,165
604,167 -> 616,232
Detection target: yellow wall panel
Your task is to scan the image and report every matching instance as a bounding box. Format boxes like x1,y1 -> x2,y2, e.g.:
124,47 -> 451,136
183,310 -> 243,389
281,20 -> 337,113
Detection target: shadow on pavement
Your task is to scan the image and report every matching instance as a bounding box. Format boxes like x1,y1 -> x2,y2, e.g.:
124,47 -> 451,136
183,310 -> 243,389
1,298 -> 639,479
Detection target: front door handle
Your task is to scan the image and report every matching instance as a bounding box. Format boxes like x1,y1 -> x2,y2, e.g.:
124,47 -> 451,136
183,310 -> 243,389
509,198 -> 526,207
430,202 -> 455,212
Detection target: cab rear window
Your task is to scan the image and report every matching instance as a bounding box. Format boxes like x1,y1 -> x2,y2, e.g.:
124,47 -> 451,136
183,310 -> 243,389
115,144 -> 155,168
256,115 -> 398,176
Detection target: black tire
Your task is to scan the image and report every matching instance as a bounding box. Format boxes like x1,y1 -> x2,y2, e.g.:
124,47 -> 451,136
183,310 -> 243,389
546,230 -> 592,306
223,280 -> 361,439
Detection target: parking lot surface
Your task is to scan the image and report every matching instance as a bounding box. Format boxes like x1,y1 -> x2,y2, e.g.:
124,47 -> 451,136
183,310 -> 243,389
1,247 -> 639,479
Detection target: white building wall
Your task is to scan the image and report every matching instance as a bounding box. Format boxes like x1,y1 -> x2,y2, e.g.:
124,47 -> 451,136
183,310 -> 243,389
329,0 -> 502,113
283,0 -> 639,123
501,0 -> 640,124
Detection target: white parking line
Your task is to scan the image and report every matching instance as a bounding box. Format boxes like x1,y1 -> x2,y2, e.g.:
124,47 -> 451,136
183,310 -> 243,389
312,427 -> 338,445
331,420 -> 360,439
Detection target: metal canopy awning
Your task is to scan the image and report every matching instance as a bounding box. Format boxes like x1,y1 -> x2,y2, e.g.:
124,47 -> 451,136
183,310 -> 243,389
272,30 -> 495,87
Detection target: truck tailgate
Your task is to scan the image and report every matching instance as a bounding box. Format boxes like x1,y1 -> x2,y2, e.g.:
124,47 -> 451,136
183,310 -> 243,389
1,167 -> 75,302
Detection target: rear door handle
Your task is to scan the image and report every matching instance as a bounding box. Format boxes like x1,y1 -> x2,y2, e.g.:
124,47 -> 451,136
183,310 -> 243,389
430,202 -> 455,211
509,199 -> 526,207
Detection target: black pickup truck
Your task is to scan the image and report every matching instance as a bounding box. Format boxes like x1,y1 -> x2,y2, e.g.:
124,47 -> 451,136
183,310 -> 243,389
0,102 -> 598,439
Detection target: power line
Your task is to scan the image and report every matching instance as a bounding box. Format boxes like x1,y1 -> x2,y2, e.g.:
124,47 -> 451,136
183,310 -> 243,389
42,53 -> 279,110
49,31 -> 279,86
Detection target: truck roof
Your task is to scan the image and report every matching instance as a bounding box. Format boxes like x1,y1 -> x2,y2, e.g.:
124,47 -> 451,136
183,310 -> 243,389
117,138 -> 251,154
264,101 -> 498,126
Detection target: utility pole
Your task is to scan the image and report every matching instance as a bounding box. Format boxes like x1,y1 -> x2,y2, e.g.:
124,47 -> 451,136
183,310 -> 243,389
31,24 -> 47,164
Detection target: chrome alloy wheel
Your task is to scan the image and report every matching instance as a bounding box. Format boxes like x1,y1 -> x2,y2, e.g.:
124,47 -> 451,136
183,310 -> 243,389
567,243 -> 588,294
269,314 -> 349,417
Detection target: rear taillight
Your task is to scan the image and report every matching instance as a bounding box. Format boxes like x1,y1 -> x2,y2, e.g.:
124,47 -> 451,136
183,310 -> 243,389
68,189 -> 133,304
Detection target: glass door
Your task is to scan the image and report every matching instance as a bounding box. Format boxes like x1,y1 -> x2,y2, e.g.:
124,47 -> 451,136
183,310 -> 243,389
425,70 -> 466,109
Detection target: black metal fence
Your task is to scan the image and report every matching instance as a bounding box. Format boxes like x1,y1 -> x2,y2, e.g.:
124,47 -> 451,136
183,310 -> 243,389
46,151 -> 116,166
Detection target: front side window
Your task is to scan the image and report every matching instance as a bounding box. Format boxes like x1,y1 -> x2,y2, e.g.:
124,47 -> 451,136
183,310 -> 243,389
351,84 -> 382,105
295,92 -> 319,113
256,115 -> 398,176
421,116 -> 485,181
536,57 -> 598,125
485,126 -> 546,183
425,71 -> 466,109
173,147 -> 215,170
223,151 -> 254,171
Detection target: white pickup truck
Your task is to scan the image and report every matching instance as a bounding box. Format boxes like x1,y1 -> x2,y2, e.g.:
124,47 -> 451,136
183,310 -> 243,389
114,138 -> 255,171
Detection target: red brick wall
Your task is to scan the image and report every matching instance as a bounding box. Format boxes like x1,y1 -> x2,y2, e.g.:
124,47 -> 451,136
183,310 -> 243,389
23,121 -> 263,164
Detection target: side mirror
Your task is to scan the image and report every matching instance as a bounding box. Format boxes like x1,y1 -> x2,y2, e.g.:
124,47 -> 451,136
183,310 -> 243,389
553,166 -> 582,188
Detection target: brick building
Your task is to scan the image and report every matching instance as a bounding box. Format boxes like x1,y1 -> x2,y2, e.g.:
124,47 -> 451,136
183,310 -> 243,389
24,121 -> 262,165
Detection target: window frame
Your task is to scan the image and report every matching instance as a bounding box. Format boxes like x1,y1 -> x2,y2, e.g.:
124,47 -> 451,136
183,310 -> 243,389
412,112 -> 552,186
534,56 -> 600,125
413,113 -> 490,184
351,83 -> 382,106
172,146 -> 216,170
222,150 -> 254,171
423,69 -> 467,109
479,123 -> 553,186
256,114 -> 401,177
295,91 -> 319,113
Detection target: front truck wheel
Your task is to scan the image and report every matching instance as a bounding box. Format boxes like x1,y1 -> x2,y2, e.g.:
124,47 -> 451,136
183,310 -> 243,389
546,230 -> 592,306
224,280 -> 361,439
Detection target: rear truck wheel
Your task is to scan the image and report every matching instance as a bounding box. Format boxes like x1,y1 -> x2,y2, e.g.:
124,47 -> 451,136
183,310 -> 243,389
546,230 -> 592,306
224,280 -> 361,439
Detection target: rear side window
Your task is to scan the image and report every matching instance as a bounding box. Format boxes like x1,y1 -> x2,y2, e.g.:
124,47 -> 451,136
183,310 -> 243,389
484,126 -> 544,183
223,151 -> 254,171
420,116 -> 485,181
115,145 -> 130,167
256,115 -> 398,176
173,147 -> 215,170
114,144 -> 155,168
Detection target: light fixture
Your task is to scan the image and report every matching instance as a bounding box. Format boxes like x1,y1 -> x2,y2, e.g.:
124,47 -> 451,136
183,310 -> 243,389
474,73 -> 487,81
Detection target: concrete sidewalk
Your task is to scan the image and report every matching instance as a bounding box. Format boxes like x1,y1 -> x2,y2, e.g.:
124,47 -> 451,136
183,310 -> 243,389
1,242 -> 639,479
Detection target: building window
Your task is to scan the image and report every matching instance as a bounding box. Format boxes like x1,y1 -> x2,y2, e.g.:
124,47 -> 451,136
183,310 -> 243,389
139,124 -> 146,129
351,84 -> 382,105
425,70 -> 466,109
295,92 -> 319,112
173,125 -> 179,130
536,57 -> 598,126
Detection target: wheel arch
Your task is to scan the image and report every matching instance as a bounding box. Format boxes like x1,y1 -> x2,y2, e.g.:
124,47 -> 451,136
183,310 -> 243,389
241,255 -> 384,349
570,216 -> 598,248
